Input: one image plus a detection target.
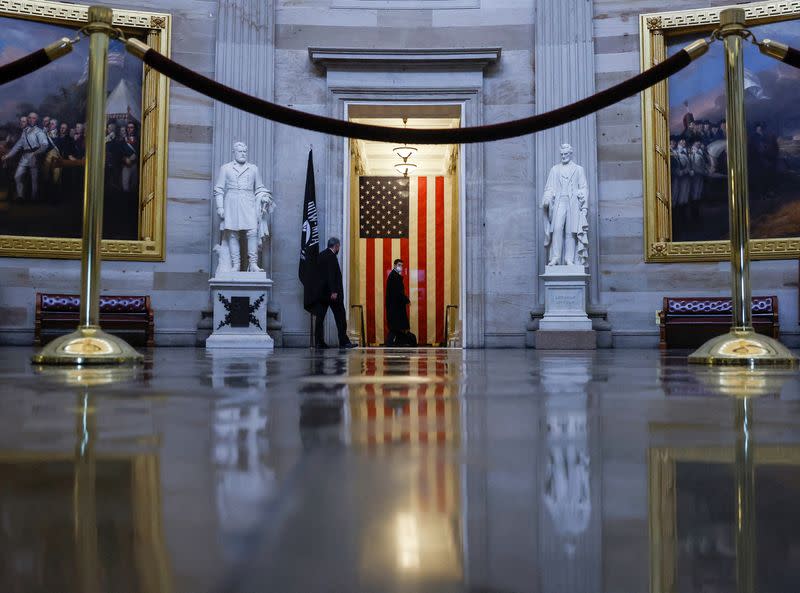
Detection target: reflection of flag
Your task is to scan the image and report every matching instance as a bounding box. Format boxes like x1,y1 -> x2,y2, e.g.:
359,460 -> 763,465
299,149 -> 320,312
359,175 -> 454,346
348,351 -> 460,516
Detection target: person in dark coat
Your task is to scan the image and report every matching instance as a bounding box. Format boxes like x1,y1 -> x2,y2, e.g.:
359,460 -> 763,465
314,237 -> 356,349
385,259 -> 416,347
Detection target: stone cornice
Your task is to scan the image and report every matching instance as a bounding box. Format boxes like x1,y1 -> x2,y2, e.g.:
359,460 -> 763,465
308,47 -> 501,69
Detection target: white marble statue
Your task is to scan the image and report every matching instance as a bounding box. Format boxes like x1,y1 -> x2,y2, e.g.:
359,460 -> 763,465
541,143 -> 589,267
213,142 -> 275,274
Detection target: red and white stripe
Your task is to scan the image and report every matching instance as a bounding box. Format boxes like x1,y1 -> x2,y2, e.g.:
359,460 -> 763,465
359,176 -> 454,346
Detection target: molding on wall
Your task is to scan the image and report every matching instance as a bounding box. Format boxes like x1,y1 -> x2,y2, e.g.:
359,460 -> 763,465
309,47 -> 501,69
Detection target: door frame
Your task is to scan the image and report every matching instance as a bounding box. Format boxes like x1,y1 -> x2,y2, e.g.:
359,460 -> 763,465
342,100 -> 466,347
324,89 -> 485,347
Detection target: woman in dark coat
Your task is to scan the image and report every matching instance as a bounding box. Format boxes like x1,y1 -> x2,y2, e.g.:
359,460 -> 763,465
385,258 -> 415,346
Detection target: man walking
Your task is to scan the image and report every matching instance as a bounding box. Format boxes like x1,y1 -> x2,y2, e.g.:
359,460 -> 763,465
314,237 -> 356,349
385,258 -> 415,346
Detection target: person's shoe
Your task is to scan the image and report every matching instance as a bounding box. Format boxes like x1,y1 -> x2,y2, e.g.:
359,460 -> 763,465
340,342 -> 358,349
314,342 -> 329,350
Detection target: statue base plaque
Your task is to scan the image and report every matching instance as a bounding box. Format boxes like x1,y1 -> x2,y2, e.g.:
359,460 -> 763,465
536,264 -> 596,350
206,272 -> 274,349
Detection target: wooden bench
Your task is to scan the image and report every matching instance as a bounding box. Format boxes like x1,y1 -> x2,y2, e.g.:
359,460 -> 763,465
34,293 -> 155,347
658,296 -> 779,349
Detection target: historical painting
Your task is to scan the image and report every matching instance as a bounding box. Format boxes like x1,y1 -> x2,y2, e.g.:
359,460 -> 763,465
0,0 -> 170,260
641,2 -> 800,262
649,447 -> 800,593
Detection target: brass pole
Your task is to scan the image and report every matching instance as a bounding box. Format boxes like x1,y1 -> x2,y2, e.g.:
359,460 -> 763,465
722,14 -> 752,332
688,8 -> 797,366
32,6 -> 142,365
80,6 -> 112,329
734,397 -> 755,593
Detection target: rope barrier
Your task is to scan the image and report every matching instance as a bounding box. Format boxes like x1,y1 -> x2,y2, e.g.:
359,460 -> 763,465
759,39 -> 800,70
125,37 -> 711,145
0,38 -> 76,86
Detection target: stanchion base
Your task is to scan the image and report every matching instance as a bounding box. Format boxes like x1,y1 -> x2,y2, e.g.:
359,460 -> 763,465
688,327 -> 798,367
32,326 -> 143,365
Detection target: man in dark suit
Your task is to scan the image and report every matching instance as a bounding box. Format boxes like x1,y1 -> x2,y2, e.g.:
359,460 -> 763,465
385,258 -> 415,346
314,237 -> 356,349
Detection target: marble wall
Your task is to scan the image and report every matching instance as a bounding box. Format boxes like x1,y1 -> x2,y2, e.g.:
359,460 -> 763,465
1,0 -> 798,347
593,0 -> 800,347
270,0 -> 536,346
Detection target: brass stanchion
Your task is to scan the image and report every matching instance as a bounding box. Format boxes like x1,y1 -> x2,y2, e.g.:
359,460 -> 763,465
33,6 -> 142,365
689,8 -> 797,366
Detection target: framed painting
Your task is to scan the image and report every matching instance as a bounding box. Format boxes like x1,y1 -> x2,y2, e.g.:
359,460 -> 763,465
0,0 -> 170,261
649,445 -> 800,593
641,1 -> 800,262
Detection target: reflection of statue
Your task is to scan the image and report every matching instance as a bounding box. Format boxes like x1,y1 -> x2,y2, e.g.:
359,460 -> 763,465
544,407 -> 591,542
213,142 -> 275,274
541,143 -> 589,266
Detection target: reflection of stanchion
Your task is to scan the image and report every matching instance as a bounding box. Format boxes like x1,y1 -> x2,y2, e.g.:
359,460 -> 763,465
688,8 -> 796,367
74,390 -> 100,593
734,397 -> 755,593
33,6 -> 142,365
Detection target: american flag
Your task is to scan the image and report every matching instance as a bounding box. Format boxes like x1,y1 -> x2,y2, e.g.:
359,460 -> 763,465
357,175 -> 456,346
359,177 -> 409,239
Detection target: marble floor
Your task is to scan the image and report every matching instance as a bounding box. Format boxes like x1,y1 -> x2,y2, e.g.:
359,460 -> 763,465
1,346 -> 800,593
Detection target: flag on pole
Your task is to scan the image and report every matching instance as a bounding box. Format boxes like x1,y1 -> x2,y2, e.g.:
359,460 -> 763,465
299,149 -> 320,312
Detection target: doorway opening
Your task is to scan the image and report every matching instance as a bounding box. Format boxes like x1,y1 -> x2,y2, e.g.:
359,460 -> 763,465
346,103 -> 463,347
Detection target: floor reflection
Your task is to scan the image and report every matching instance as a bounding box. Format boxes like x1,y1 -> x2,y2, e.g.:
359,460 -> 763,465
0,348 -> 798,593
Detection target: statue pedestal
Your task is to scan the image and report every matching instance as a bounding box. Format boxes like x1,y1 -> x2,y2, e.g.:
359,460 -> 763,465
536,264 -> 595,349
206,272 -> 274,349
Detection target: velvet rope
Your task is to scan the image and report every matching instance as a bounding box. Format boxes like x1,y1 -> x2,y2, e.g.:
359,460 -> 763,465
782,45 -> 800,69
0,49 -> 52,87
132,43 -> 696,145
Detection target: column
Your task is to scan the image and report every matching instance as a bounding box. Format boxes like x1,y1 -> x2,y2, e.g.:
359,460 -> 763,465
211,0 -> 275,272
534,0 -> 601,305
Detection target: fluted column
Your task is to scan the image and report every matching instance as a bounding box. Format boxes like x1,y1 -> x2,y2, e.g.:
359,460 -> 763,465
534,0 -> 600,304
211,0 -> 275,270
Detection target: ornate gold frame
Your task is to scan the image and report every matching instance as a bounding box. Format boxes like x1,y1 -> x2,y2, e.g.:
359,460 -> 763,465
0,0 -> 170,261
640,1 -> 800,262
648,444 -> 800,593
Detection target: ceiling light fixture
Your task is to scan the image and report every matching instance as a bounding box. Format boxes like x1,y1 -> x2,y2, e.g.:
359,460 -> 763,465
393,117 -> 419,177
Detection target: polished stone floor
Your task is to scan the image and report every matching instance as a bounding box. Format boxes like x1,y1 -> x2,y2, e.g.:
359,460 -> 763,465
1,346 -> 800,593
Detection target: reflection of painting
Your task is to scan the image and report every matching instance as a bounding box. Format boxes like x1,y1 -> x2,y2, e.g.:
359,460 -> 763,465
650,448 -> 800,593
0,16 -> 142,241
675,462 -> 800,592
667,21 -> 800,243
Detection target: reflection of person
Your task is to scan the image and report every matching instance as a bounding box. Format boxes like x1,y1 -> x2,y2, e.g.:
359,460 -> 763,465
213,142 -> 274,272
541,143 -> 589,266
313,237 -> 356,350
1,112 -> 49,201
385,258 -> 416,346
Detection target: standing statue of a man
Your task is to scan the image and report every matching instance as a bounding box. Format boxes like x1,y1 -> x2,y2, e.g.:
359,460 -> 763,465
213,142 -> 275,273
541,143 -> 589,267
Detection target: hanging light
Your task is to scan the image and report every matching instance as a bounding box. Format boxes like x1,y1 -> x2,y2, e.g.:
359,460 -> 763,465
394,160 -> 417,176
393,117 -> 419,177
